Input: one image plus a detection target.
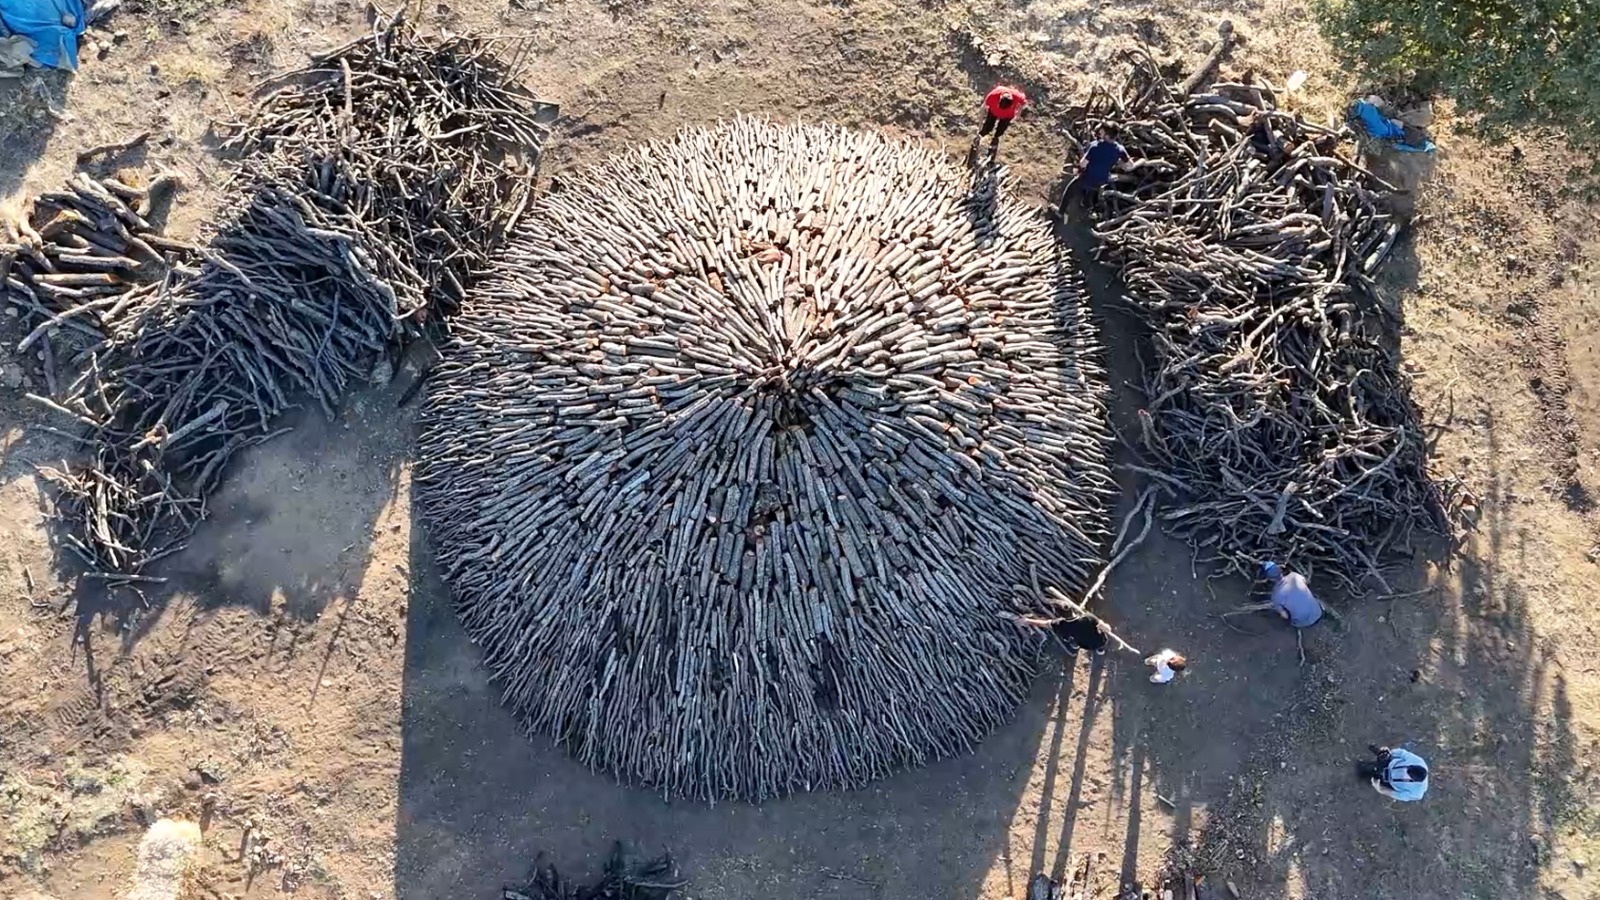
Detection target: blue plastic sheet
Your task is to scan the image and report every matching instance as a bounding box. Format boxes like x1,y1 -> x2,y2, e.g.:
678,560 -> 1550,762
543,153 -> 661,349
1349,99 -> 1436,154
0,0 -> 87,70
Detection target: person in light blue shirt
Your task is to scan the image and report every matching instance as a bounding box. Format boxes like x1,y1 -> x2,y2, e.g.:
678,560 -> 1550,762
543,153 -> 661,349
1262,561 -> 1323,628
1358,744 -> 1429,802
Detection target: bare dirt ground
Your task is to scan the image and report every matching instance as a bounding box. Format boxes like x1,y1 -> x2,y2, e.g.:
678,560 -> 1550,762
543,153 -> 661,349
2,1 -> 1599,899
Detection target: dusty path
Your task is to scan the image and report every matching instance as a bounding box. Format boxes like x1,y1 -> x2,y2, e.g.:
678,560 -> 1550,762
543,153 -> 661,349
2,1 -> 1598,899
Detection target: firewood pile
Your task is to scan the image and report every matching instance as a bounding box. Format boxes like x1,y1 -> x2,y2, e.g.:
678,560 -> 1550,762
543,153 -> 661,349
1066,51 -> 1458,589
416,119 -> 1115,800
1,13 -> 545,585
503,844 -> 687,900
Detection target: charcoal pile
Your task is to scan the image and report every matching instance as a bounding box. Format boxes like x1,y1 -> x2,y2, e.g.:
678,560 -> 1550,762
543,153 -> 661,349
3,12 -> 546,584
1066,51 -> 1457,589
417,119 -> 1115,800
504,844 -> 686,900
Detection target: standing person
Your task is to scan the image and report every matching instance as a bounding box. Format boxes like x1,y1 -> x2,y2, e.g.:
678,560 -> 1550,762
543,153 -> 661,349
1358,744 -> 1429,802
1060,124 -> 1129,215
972,84 -> 1028,162
1262,561 -> 1323,628
1144,649 -> 1187,684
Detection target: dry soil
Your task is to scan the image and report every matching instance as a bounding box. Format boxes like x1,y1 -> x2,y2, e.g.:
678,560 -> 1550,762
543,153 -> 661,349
2,1 -> 1599,899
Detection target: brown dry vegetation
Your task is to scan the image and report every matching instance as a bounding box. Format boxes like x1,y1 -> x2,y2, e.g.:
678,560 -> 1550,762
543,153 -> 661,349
1,1 -> 1598,899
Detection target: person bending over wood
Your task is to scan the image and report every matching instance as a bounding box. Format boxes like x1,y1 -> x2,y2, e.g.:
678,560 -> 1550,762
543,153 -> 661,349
1261,561 -> 1323,627
1011,613 -> 1108,657
1060,124 -> 1129,214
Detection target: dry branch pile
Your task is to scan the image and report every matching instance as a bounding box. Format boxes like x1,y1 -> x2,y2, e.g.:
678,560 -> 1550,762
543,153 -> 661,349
2,14 -> 545,583
1067,53 -> 1455,589
1,170 -> 190,396
417,120 -> 1115,800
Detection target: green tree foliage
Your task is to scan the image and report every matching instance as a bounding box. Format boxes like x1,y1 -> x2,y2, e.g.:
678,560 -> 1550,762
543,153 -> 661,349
1317,0 -> 1600,145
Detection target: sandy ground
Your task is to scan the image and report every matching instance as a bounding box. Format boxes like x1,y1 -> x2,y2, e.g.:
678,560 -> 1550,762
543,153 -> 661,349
2,1 -> 1599,899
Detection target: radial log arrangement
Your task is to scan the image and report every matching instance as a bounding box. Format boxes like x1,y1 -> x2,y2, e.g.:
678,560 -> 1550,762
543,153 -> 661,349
417,120 -> 1115,800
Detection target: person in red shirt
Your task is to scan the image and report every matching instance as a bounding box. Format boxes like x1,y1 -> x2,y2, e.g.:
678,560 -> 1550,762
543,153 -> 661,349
972,84 -> 1028,162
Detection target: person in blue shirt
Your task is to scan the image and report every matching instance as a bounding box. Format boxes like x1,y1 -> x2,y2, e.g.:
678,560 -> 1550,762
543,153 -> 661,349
1358,744 -> 1429,802
1060,125 -> 1129,214
1261,561 -> 1323,628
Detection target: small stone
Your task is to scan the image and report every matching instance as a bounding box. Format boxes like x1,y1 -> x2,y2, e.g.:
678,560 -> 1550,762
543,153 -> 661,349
113,30 -> 129,43
369,358 -> 395,385
1,364 -> 22,389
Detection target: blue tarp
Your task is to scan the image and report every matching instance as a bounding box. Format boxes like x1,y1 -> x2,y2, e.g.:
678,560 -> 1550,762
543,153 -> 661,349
0,0 -> 86,70
1349,99 -> 1436,154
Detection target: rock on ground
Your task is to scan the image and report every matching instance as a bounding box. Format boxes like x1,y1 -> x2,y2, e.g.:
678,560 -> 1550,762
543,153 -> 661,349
124,819 -> 202,900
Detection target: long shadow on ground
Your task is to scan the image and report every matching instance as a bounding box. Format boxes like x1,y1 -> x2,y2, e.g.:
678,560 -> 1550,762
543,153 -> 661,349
1052,205 -> 1575,899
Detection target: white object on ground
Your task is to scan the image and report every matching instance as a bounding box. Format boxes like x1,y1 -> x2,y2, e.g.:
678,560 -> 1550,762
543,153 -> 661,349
124,818 -> 203,900
1284,70 -> 1308,93
1146,648 -> 1182,684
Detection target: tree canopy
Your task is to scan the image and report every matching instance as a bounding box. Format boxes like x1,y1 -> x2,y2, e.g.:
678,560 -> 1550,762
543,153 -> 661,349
1318,0 -> 1600,146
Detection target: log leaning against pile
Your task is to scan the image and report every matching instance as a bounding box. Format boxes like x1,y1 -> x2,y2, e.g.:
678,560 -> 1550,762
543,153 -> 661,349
1067,52 -> 1458,590
1,13 -> 545,585
416,120 -> 1116,801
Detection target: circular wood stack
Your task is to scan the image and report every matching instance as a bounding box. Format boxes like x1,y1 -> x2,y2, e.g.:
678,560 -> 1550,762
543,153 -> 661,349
416,119 -> 1114,801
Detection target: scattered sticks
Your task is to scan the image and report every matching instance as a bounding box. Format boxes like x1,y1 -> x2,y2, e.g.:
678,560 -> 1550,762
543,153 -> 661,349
1067,53 -> 1460,590
504,844 -> 687,900
416,120 -> 1116,801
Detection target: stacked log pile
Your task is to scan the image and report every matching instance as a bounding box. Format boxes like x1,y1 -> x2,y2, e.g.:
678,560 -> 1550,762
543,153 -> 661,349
1067,52 -> 1457,589
1,13 -> 545,583
416,120 -> 1115,800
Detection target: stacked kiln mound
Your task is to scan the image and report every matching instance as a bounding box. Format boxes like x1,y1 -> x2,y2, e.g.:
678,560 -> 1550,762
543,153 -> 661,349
416,120 -> 1115,800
